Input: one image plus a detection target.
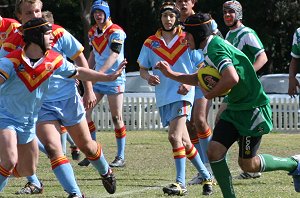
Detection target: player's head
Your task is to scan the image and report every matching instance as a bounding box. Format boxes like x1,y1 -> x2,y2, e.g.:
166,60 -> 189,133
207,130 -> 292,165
183,12 -> 212,50
42,10 -> 54,24
23,17 -> 52,53
159,1 -> 180,32
223,0 -> 242,27
91,0 -> 110,22
15,0 -> 43,24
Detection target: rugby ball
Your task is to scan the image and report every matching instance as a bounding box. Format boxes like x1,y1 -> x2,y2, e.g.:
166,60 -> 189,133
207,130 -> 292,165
197,66 -> 230,96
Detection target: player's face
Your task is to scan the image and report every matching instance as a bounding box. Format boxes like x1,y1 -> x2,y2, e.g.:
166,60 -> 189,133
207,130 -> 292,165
161,10 -> 177,31
176,0 -> 195,17
19,2 -> 42,24
185,32 -> 195,49
44,30 -> 54,50
223,8 -> 236,27
93,10 -> 106,26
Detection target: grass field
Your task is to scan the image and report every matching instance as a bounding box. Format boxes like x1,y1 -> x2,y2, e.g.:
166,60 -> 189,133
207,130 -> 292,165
1,131 -> 300,198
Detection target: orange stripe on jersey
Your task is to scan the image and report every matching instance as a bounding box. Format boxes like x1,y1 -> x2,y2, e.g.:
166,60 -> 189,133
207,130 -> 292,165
115,126 -> 126,138
87,143 -> 102,161
52,24 -> 64,46
144,30 -> 188,66
197,128 -> 212,139
173,146 -> 185,159
0,165 -> 11,177
186,145 -> 198,160
1,31 -> 23,52
8,50 -> 63,92
51,156 -> 69,170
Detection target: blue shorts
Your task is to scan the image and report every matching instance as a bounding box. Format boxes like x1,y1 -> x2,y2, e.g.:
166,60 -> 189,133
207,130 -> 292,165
159,101 -> 192,127
0,119 -> 36,144
38,93 -> 85,126
93,84 -> 125,95
194,86 -> 204,100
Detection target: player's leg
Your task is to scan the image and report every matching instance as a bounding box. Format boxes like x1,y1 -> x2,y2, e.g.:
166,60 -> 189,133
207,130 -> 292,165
78,93 -> 104,167
107,93 -> 126,167
37,121 -> 83,197
67,120 -> 116,194
0,128 -> 18,191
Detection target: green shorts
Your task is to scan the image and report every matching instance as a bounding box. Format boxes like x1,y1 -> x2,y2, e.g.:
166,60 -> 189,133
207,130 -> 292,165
220,103 -> 273,137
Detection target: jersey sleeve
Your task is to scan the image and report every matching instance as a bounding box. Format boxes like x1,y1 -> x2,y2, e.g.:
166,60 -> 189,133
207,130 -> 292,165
137,44 -> 152,69
291,28 -> 300,58
243,32 -> 265,58
109,29 -> 126,53
0,57 -> 14,81
54,58 -> 77,78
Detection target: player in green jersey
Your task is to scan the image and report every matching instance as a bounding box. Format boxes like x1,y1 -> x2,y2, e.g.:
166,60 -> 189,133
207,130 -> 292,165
155,12 -> 300,198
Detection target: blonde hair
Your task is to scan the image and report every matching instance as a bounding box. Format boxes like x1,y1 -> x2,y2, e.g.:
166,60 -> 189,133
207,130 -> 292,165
42,10 -> 54,24
15,0 -> 43,15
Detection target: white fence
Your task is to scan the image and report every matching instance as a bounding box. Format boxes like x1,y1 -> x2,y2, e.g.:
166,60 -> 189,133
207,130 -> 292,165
92,96 -> 300,133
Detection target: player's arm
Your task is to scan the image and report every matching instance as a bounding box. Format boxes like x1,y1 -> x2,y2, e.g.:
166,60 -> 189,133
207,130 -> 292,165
98,51 -> 119,73
288,57 -> 300,97
72,59 -> 127,82
155,60 -> 198,86
139,67 -> 160,86
88,51 -> 96,69
204,66 -> 238,100
253,51 -> 268,72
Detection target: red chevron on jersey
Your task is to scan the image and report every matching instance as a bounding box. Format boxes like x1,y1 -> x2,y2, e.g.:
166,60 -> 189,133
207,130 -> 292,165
144,30 -> 188,66
52,24 -> 64,46
88,24 -> 123,55
0,18 -> 21,46
7,49 -> 63,92
1,30 -> 24,53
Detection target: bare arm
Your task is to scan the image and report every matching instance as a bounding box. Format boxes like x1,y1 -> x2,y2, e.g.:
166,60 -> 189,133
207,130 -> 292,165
88,51 -> 96,69
140,67 -> 160,86
288,57 -> 300,97
253,51 -> 268,72
155,60 -> 198,86
204,66 -> 239,100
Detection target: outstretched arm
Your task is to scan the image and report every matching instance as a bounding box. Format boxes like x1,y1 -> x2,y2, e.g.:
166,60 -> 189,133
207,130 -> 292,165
155,60 -> 198,86
288,57 -> 300,97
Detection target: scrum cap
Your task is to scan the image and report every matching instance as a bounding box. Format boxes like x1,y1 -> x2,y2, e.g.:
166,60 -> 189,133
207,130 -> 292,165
223,1 -> 243,20
23,17 -> 52,53
183,12 -> 212,49
91,0 -> 110,21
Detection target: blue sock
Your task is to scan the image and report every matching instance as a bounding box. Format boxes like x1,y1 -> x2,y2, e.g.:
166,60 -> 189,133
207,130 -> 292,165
115,126 -> 126,159
51,156 -> 81,196
173,147 -> 186,186
0,166 -> 10,192
88,145 -> 109,175
61,133 -> 67,155
198,129 -> 212,164
186,146 -> 210,179
26,174 -> 41,188
67,133 -> 76,147
37,138 -> 47,155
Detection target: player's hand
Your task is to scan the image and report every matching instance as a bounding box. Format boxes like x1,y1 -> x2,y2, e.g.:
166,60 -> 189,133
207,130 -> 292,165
147,74 -> 160,86
155,61 -> 173,78
288,76 -> 300,98
82,90 -> 97,109
177,84 -> 191,95
109,59 -> 127,80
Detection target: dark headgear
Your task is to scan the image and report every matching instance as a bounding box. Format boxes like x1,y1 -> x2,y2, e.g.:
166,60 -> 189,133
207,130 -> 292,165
23,17 -> 52,53
159,1 -> 180,32
91,0 -> 110,21
223,1 -> 243,20
183,13 -> 213,50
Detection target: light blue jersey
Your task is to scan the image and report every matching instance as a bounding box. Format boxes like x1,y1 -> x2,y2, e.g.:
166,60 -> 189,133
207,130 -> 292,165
137,28 -> 202,107
88,21 -> 126,87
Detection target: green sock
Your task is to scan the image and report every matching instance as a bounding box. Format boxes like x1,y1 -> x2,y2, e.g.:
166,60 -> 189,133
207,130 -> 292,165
259,154 -> 298,172
210,157 -> 236,198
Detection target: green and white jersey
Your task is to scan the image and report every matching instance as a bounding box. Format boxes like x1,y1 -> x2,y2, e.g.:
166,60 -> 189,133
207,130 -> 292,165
225,25 -> 264,64
202,35 -> 269,111
291,28 -> 300,58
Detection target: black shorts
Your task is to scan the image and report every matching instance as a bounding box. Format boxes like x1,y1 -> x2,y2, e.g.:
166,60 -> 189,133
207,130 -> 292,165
212,119 -> 262,158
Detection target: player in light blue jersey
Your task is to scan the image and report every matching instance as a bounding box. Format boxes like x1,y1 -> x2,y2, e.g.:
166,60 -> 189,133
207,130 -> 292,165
138,1 -> 213,196
78,0 -> 127,168
0,18 -> 125,196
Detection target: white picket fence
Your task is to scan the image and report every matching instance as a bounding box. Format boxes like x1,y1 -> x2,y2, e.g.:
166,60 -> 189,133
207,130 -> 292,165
92,96 -> 300,133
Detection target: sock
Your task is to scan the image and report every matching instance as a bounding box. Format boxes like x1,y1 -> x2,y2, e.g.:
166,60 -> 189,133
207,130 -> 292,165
67,133 -> 76,147
51,156 -> 81,196
173,147 -> 186,186
114,126 -> 126,159
191,137 -> 202,153
87,143 -> 109,175
60,129 -> 67,155
88,121 -> 97,141
0,165 -> 10,192
186,145 -> 210,179
210,157 -> 236,198
259,154 -> 298,172
37,138 -> 47,155
198,128 -> 212,164
26,174 -> 41,188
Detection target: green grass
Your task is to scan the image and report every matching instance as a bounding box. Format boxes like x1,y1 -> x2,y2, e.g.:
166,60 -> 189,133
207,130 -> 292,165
1,131 -> 300,198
